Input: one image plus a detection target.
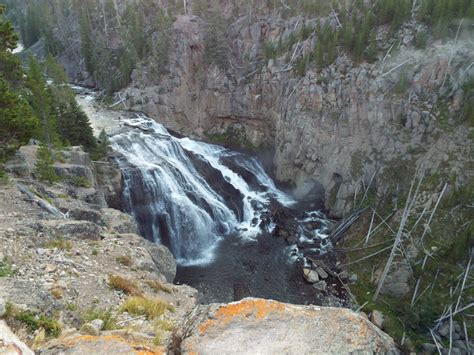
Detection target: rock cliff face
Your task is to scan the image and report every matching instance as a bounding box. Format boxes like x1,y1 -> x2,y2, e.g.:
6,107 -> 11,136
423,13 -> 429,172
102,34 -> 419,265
115,14 -> 472,216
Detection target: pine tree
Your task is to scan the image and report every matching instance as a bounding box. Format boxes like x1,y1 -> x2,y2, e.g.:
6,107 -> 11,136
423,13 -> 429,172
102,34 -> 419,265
0,4 -> 22,85
78,3 -> 95,75
0,6 -> 38,162
203,12 -> 229,70
90,129 -> 110,161
0,78 -> 38,161
57,101 -> 96,151
26,55 -> 57,147
35,144 -> 60,184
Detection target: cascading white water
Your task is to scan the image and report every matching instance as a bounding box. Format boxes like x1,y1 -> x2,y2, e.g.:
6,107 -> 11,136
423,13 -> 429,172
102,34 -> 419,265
111,115 -> 297,265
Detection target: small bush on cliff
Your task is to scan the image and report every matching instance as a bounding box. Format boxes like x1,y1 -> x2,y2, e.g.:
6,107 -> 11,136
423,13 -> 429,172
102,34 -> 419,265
0,260 -> 14,277
83,307 -> 118,330
5,303 -> 61,337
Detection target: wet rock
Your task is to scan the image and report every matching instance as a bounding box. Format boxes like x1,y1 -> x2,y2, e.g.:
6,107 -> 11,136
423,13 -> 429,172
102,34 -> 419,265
315,267 -> 328,279
179,298 -> 398,354
303,268 -> 319,283
313,280 -> 327,291
0,320 -> 34,355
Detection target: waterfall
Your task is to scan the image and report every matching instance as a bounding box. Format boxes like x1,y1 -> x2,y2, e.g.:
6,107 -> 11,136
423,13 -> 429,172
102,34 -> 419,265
111,115 -> 296,265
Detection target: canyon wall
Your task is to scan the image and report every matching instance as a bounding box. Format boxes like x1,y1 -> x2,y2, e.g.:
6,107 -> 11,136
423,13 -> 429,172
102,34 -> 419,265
54,2 -> 473,216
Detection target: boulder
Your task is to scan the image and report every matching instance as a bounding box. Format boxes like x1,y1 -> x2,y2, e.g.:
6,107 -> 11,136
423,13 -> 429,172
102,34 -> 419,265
179,298 -> 398,354
376,266 -> 412,298
5,145 -> 39,177
370,310 -> 385,329
303,268 -> 319,283
80,323 -> 101,336
54,163 -> 94,185
55,199 -> 104,225
313,280 -> 327,291
315,266 -> 329,279
41,220 -> 101,241
115,233 -> 176,282
101,208 -> 137,234
0,320 -> 34,355
145,241 -> 177,282
421,343 -> 437,354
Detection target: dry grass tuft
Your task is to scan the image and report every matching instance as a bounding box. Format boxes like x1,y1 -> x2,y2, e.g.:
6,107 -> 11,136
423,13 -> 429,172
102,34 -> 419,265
45,236 -> 72,251
120,296 -> 174,320
116,255 -> 132,266
146,280 -> 172,294
50,288 -> 63,299
108,274 -> 141,295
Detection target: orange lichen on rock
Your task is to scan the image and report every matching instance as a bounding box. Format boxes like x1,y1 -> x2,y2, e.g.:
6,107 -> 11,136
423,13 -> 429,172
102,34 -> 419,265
198,299 -> 286,334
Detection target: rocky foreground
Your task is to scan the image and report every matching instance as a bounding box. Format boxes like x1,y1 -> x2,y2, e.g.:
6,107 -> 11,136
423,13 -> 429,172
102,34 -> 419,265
0,144 -> 397,354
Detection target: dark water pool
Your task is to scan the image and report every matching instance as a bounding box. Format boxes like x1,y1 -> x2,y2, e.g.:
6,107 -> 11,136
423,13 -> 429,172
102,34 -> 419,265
175,231 -> 330,305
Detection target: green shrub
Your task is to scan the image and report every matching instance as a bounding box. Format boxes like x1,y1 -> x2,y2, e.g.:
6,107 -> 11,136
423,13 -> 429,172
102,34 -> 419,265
82,307 -> 118,330
68,175 -> 91,188
0,260 -> 13,277
5,303 -> 61,337
45,236 -> 72,251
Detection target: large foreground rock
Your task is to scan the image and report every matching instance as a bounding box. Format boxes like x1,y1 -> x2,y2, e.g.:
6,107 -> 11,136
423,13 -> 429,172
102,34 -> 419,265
0,320 -> 34,355
180,298 -> 398,354
38,334 -> 164,354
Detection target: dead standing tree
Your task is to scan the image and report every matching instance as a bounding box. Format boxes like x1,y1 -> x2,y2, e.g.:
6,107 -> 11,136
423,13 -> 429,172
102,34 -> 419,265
373,172 -> 424,301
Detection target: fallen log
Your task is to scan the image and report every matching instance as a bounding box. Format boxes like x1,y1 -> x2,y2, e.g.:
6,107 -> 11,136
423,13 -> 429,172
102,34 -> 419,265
16,183 -> 66,219
328,208 -> 366,244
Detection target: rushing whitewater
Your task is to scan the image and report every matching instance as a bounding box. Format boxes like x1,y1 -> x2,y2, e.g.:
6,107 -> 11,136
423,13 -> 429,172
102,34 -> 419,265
111,115 -> 297,265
